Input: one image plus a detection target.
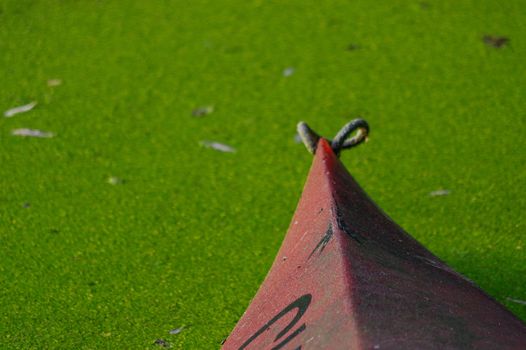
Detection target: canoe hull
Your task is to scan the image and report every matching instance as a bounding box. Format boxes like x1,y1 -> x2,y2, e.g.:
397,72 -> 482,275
223,139 -> 526,349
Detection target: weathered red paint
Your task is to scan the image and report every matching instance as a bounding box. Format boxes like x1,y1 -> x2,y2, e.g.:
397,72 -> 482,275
223,138 -> 526,349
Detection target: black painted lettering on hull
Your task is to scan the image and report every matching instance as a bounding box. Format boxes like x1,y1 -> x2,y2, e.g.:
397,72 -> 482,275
239,294 -> 312,350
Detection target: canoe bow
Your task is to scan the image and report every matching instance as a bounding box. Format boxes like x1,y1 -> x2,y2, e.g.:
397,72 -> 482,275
223,122 -> 526,349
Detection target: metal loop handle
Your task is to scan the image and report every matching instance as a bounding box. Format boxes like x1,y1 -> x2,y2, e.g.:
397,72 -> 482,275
331,119 -> 369,156
297,119 -> 369,156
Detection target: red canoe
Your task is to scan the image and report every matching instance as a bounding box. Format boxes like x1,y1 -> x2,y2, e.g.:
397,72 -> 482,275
222,129 -> 526,349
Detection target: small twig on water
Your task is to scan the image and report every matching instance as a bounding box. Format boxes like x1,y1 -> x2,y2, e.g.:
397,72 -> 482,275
483,35 -> 509,48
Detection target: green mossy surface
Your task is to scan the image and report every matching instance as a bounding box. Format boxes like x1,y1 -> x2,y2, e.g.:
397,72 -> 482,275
1,0 -> 524,348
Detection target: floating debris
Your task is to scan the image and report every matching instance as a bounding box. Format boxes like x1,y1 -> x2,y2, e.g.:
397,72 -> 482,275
11,128 -> 54,138
347,43 -> 361,51
429,189 -> 451,197
483,35 -> 509,48
4,101 -> 37,118
22,202 -> 31,208
47,79 -> 62,87
200,140 -> 236,153
192,105 -> 214,117
107,176 -> 124,185
169,326 -> 185,335
507,297 -> 526,306
283,67 -> 295,77
153,339 -> 171,348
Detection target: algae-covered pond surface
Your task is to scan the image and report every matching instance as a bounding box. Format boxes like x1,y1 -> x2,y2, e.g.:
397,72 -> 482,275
1,0 -> 524,348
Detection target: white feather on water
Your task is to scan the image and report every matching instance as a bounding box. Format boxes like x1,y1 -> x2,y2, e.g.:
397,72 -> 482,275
11,128 -> 54,138
4,101 -> 37,118
200,140 -> 236,153
429,189 -> 451,197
